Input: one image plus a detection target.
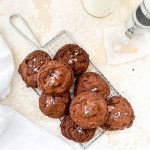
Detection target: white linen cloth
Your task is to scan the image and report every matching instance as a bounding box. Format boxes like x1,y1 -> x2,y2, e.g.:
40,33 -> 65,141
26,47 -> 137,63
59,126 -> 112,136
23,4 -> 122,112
104,24 -> 150,64
0,34 -> 15,100
0,105 -> 73,150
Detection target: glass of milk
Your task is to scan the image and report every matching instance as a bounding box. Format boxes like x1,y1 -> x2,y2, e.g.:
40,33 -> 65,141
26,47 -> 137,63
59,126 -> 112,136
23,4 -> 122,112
82,0 -> 118,17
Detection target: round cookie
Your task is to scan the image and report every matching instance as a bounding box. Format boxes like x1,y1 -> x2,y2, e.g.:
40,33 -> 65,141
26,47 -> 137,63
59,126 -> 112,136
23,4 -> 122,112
37,60 -> 74,95
60,115 -> 96,143
101,96 -> 135,131
19,50 -> 51,88
54,44 -> 89,75
39,92 -> 71,118
74,72 -> 110,99
70,92 -> 108,129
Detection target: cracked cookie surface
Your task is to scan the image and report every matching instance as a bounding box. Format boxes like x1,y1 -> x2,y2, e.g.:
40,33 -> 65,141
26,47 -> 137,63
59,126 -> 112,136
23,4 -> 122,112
74,72 -> 110,99
19,50 -> 51,88
54,44 -> 89,75
37,60 -> 74,95
60,115 -> 96,143
70,92 -> 108,129
39,92 -> 71,118
101,96 -> 135,131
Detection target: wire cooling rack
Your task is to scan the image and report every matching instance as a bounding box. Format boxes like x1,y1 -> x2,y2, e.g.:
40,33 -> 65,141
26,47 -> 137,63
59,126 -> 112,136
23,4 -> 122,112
33,30 -> 121,149
10,14 -> 121,149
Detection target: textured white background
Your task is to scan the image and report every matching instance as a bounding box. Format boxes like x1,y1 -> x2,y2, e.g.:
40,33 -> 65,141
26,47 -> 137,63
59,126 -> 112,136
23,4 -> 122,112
1,0 -> 150,150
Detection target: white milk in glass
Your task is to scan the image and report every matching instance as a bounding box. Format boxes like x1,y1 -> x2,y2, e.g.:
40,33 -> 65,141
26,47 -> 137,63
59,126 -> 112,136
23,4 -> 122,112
82,0 -> 118,17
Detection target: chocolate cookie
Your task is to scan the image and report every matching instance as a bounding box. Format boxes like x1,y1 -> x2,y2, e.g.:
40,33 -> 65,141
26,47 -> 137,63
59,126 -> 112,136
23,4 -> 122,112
54,44 -> 89,75
39,92 -> 71,118
60,115 -> 96,143
70,92 -> 108,129
19,50 -> 51,88
74,72 -> 110,99
101,96 -> 135,131
37,60 -> 74,95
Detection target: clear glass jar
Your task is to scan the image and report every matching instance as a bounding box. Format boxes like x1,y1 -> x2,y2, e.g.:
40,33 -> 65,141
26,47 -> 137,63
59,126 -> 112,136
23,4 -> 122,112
82,0 -> 118,18
125,0 -> 150,39
112,0 -> 150,55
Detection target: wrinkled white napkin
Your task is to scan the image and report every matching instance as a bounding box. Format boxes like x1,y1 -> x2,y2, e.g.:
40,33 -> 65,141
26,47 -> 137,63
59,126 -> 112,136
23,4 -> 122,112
0,105 -> 72,150
0,105 -> 13,136
104,24 -> 150,64
0,34 -> 15,100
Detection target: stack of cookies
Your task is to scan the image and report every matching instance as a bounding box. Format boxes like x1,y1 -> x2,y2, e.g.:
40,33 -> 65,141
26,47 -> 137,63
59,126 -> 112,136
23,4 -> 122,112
19,44 -> 135,143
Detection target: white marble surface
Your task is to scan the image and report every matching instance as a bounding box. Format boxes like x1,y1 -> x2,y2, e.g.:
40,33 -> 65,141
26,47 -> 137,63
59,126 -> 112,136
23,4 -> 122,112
1,0 -> 150,150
